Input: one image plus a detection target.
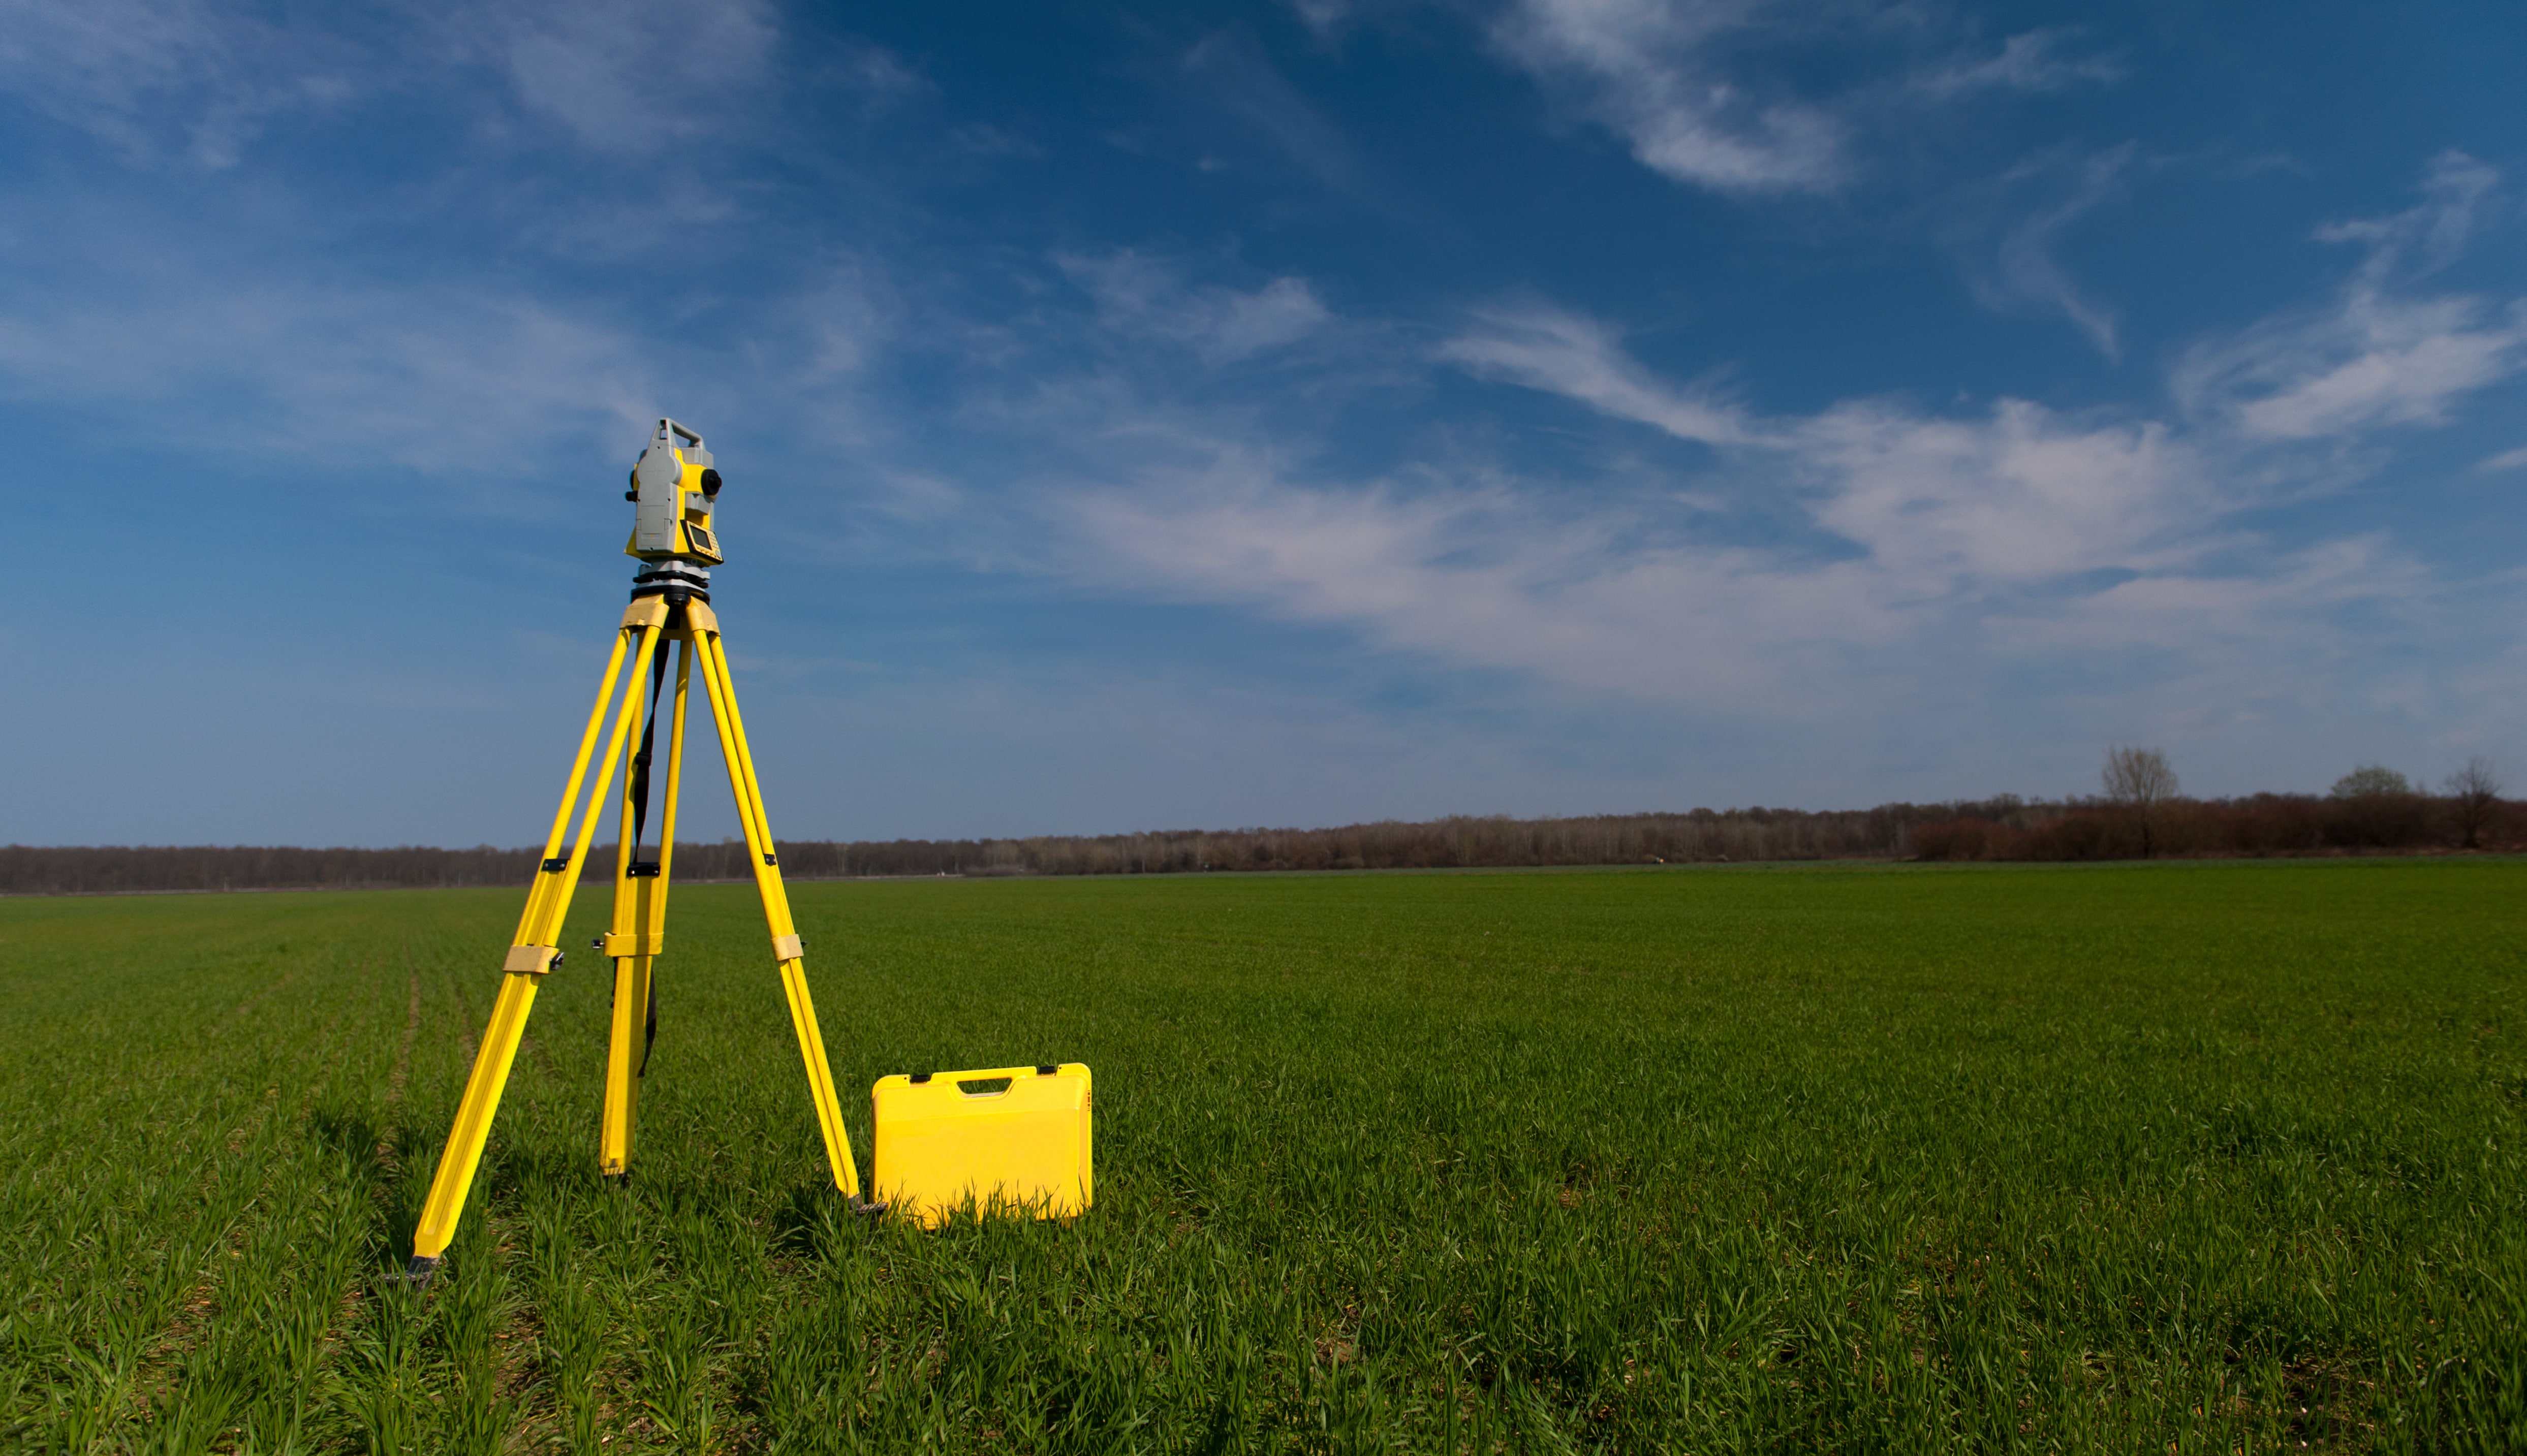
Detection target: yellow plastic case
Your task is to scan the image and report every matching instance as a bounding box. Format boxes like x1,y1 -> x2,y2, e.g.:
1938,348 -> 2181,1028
871,1063 -> 1093,1227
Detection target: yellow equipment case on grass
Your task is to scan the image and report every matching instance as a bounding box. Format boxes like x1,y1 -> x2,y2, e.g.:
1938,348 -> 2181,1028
873,1063 -> 1093,1227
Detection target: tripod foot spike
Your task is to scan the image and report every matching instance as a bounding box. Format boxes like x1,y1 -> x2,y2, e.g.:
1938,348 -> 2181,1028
403,1255 -> 444,1287
850,1196 -> 889,1217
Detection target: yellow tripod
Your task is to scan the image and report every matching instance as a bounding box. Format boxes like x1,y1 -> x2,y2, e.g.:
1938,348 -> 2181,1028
405,422 -> 866,1283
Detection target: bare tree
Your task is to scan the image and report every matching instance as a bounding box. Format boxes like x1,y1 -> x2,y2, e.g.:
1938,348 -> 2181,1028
2102,746 -> 2180,858
2444,756 -> 2502,849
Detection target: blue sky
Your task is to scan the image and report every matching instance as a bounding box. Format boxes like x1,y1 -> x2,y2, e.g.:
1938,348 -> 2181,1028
6,0 -> 2524,847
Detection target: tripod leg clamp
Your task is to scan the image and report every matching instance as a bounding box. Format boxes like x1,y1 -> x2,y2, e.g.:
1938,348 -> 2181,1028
772,933 -> 803,961
600,932 -> 664,958
502,945 -> 562,975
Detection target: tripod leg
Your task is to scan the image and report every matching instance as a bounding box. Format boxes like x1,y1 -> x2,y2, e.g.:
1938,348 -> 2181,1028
600,698 -> 647,1177
649,638 -> 692,1032
411,606 -> 671,1277
515,624 -> 636,942
600,960 -> 649,1176
602,639 -> 688,1175
690,609 -> 865,1200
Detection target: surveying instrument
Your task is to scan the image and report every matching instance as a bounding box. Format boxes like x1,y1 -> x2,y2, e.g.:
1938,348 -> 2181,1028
407,420 -> 1091,1285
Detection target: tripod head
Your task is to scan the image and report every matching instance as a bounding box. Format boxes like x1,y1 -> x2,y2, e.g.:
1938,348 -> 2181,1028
625,418 -> 725,568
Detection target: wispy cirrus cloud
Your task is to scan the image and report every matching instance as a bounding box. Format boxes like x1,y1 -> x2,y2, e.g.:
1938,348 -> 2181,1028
1432,155 -> 2514,611
452,0 -> 787,155
0,1 -> 926,474
1792,397 -> 2204,584
1909,28 -> 2123,100
1437,300 -> 2205,589
1060,252 -> 1333,363
1047,152 -> 2510,734
2022,534 -> 2425,655
2175,152 -> 2527,440
1946,146 -> 2135,359
1437,306 -> 1764,445
1042,396 -> 2413,733
1039,293 -> 2356,724
0,0 -> 358,168
1059,451 -> 1894,705
1179,30 -> 1379,193
2206,293 -> 2527,441
1436,301 -> 2225,592
1483,3 -> 2123,199
1475,2 -> 2141,366
0,262 -> 657,470
0,0 -> 2509,811
0,193 -> 902,481
1489,0 -> 1845,194
0,0 -> 850,170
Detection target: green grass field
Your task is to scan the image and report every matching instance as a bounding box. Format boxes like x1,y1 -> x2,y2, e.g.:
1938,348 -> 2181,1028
4,860 -> 2522,1452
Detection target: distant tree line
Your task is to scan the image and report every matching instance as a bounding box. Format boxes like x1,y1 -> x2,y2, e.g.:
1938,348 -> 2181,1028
0,808 -> 1917,895
1912,756 -> 2516,862
830,805 -> 1924,878
5,757 -> 2514,895
0,843 -> 548,896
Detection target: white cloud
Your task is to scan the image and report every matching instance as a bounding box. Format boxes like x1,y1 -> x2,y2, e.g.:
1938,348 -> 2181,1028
1059,452 -> 1889,705
0,274 -> 655,469
1437,305 -> 1764,445
0,0 -> 356,167
2316,151 -> 2497,282
450,0 -> 783,155
1289,0 -> 1356,41
1441,301 -> 2208,585
1911,29 -> 2123,99
1,9 -> 2511,812
2477,446 -> 2527,474
0,164 -> 912,479
1485,7 -> 2125,201
2024,535 -> 2425,654
1490,0 -> 1845,194
1216,279 -> 1334,357
796,263 -> 895,379
1792,398 -> 2203,583
1062,252 -> 1332,362
0,0 -> 862,168
1181,31 -> 1377,194
2225,297 -> 2527,440
2176,153 -> 2527,440
1041,384 -> 2411,737
1950,146 -> 2132,359
1043,295 -> 2346,721
993,263 -> 2484,750
0,192 -> 675,471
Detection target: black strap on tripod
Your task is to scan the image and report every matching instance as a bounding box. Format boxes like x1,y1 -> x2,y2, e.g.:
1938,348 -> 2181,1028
623,644 -> 668,1074
605,967 -> 662,1077
628,645 -> 668,873
643,978 -> 660,1073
